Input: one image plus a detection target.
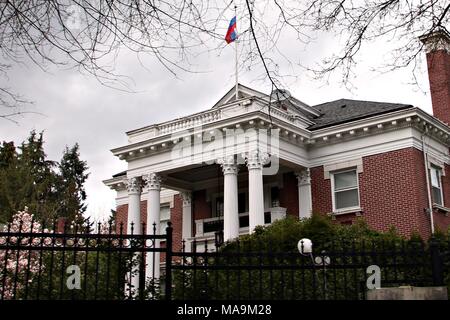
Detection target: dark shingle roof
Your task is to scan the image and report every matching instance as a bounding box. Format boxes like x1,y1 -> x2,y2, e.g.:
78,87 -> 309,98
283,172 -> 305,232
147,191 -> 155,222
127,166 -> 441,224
308,99 -> 413,130
112,171 -> 126,178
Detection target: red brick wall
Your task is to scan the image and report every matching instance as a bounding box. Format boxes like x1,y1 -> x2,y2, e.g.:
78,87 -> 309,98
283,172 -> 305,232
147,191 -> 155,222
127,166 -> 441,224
309,147 -> 450,239
160,194 -> 184,263
279,172 -> 299,217
116,200 -> 163,233
171,194 -> 183,252
433,210 -> 450,234
359,148 -> 429,238
412,149 -> 432,238
311,166 -> 332,214
140,200 -> 148,230
115,204 -> 128,234
192,189 -> 211,234
425,49 -> 450,125
442,164 -> 450,207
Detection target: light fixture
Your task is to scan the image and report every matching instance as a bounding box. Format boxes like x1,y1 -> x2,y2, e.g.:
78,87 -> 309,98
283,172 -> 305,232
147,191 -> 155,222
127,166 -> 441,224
298,238 -> 331,300
298,238 -> 312,255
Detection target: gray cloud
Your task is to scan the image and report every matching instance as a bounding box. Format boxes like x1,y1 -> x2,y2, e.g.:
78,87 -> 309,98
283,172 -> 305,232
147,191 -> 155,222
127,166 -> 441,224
0,35 -> 433,221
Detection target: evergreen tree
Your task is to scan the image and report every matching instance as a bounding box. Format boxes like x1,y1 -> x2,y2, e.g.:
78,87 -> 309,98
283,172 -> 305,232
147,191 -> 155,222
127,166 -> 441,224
17,131 -> 58,220
56,144 -> 89,220
0,141 -> 17,222
0,131 -> 89,223
0,141 -> 16,169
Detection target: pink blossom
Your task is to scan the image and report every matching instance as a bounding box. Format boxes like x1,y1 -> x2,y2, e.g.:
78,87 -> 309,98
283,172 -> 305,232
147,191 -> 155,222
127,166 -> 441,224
0,208 -> 53,299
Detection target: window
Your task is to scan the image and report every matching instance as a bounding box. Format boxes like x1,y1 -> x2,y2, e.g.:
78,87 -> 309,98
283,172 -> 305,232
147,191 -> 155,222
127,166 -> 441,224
270,187 -> 280,207
159,206 -> 171,234
430,166 -> 443,206
238,193 -> 246,213
215,196 -> 224,217
332,169 -> 360,211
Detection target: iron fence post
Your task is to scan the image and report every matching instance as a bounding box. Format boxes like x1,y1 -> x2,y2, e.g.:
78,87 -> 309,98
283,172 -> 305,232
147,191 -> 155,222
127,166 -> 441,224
430,237 -> 444,286
165,222 -> 173,300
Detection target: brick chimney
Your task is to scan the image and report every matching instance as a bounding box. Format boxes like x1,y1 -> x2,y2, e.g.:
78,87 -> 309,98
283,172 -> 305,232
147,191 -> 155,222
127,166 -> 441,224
420,29 -> 450,125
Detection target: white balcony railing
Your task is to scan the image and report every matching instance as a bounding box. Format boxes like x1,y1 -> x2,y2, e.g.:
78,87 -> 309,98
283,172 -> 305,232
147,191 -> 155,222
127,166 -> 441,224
127,98 -> 302,144
194,206 -> 287,238
157,109 -> 222,136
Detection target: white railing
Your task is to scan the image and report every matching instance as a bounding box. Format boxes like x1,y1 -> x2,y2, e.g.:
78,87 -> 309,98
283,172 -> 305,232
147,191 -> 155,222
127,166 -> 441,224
129,98 -> 302,142
194,206 -> 287,237
265,105 -> 295,122
157,109 -> 222,135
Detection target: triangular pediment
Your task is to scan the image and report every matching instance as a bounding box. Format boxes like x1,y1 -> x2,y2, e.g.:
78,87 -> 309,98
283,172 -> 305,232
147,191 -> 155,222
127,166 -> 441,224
211,83 -> 321,120
211,83 -> 268,108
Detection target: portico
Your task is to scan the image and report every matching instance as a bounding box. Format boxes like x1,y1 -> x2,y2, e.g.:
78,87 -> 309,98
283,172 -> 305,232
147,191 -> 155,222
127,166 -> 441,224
122,155 -> 312,251
104,84 -> 320,279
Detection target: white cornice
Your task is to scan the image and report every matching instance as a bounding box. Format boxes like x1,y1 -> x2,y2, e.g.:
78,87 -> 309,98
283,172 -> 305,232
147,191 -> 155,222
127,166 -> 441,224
111,109 -> 312,160
103,176 -> 127,191
110,106 -> 450,166
310,108 -> 450,147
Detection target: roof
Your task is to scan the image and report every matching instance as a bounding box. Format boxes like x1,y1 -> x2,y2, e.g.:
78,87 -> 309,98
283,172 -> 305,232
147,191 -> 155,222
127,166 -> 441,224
112,171 -> 126,178
214,86 -> 414,130
308,99 -> 414,130
211,83 -> 320,118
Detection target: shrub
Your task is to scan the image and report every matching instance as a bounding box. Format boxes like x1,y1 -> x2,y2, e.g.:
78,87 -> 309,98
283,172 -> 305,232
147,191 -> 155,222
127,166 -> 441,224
173,214 -> 439,300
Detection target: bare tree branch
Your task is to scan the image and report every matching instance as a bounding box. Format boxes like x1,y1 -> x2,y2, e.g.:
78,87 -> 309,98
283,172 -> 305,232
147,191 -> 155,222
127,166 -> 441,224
0,0 -> 448,121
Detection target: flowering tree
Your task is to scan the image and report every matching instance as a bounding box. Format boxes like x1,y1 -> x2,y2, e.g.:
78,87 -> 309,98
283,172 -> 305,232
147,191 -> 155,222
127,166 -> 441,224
0,207 -> 52,299
0,208 -> 154,300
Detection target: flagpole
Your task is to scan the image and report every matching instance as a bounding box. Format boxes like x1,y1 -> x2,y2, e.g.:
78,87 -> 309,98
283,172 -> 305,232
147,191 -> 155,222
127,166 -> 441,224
234,2 -> 239,100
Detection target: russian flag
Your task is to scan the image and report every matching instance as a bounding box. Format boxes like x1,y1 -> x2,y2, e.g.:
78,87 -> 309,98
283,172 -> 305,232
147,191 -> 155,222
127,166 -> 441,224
225,16 -> 237,44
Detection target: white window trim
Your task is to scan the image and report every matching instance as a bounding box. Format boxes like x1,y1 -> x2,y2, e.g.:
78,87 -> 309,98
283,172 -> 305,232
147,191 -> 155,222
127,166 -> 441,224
159,203 -> 171,234
427,155 -> 446,176
324,158 -> 363,179
210,188 -> 250,217
430,165 -> 444,206
209,182 -> 280,216
330,168 -> 361,214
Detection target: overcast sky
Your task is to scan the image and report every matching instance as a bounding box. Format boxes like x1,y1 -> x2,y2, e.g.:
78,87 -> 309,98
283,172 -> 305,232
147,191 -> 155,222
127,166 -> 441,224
0,25 -> 434,221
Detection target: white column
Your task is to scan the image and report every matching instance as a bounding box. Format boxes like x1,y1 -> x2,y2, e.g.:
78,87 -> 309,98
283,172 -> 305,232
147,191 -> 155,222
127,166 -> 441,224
217,156 -> 240,242
296,168 -> 312,219
126,177 -> 142,235
143,172 -> 162,281
245,151 -> 269,233
125,177 -> 142,296
181,191 -> 193,251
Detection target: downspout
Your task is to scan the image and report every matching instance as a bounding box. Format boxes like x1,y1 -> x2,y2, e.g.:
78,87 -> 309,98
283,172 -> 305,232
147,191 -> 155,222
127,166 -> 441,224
422,125 -> 435,235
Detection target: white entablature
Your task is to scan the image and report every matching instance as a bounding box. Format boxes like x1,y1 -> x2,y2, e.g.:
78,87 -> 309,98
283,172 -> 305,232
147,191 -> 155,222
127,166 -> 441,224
106,85 -> 450,184
124,84 -> 318,145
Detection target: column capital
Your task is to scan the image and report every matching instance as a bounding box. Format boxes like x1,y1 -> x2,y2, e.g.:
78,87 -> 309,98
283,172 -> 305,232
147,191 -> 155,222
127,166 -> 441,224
244,150 -> 270,170
180,191 -> 192,206
126,177 -> 142,194
217,155 -> 238,175
143,172 -> 162,191
295,168 -> 311,186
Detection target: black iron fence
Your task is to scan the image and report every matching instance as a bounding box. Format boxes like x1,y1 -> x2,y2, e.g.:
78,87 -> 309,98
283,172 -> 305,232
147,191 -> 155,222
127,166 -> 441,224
171,237 -> 449,300
0,219 -> 172,300
1,219 -> 449,300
